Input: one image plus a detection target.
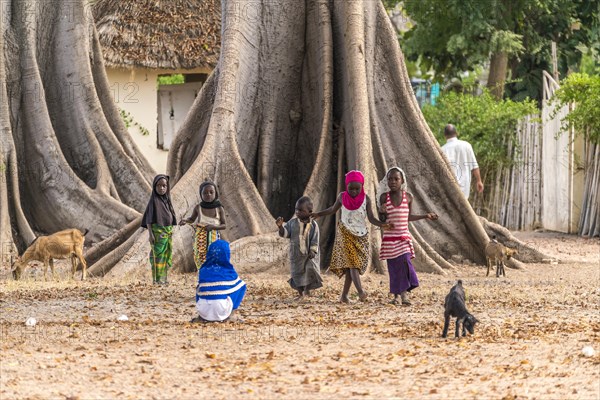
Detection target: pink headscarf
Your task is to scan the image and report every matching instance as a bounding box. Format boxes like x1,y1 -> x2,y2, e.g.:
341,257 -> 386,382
341,170 -> 366,210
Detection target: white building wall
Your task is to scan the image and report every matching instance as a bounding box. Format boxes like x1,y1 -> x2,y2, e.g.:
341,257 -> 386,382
157,82 -> 203,150
106,68 -> 167,173
541,72 -> 585,233
105,67 -> 211,174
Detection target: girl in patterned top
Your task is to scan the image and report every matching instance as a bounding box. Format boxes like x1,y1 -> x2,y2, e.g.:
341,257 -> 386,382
179,180 -> 227,270
378,167 -> 438,305
312,170 -> 392,303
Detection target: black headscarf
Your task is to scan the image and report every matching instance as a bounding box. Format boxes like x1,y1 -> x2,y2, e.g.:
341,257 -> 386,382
199,180 -> 222,209
141,175 -> 177,228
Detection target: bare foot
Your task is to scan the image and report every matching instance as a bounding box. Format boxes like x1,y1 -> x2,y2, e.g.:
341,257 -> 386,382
389,299 -> 399,305
303,289 -> 312,297
358,292 -> 368,302
340,296 -> 350,304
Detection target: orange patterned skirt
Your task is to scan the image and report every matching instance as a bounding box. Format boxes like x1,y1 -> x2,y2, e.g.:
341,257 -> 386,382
194,226 -> 220,270
328,222 -> 370,278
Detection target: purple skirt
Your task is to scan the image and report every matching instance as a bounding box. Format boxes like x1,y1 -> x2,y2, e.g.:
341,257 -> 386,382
387,253 -> 419,294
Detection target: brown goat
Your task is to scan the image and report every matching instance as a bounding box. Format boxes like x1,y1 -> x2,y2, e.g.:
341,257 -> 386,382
11,229 -> 88,281
485,240 -> 518,278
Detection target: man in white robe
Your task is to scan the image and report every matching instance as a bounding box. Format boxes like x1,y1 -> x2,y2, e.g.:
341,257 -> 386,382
441,124 -> 484,199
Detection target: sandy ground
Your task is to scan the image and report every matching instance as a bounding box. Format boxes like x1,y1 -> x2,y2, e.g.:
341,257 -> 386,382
1,231 -> 599,399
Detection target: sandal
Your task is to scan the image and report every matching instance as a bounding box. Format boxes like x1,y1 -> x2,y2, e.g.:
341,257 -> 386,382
400,292 -> 411,305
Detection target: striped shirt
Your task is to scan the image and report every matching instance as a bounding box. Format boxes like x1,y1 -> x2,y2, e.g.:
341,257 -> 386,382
379,191 -> 415,260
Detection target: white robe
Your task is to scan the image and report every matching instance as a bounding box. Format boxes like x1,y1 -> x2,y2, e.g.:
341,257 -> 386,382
196,297 -> 233,322
441,137 -> 479,199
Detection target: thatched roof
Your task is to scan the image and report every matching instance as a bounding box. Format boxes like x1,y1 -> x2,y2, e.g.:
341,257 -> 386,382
93,0 -> 221,70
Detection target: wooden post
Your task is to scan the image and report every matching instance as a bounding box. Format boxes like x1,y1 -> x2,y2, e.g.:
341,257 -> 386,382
551,42 -> 559,82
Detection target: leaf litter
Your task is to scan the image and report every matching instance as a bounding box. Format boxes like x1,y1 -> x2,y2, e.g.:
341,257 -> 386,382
0,232 -> 598,398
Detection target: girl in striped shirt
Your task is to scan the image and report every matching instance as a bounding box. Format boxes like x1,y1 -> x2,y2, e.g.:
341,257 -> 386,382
378,167 -> 438,305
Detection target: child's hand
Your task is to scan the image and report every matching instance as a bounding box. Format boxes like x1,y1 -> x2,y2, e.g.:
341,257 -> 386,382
204,224 -> 215,231
382,223 -> 394,230
427,213 -> 439,221
276,217 -> 284,227
308,250 -> 316,259
309,212 -> 319,219
178,219 -> 187,226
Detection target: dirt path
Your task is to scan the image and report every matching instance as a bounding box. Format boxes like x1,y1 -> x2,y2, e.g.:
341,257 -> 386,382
1,232 -> 599,399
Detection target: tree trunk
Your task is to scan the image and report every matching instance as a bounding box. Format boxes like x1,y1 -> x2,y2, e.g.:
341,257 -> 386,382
0,0 -> 154,266
488,51 -> 509,99
2,0 -> 549,278
97,0 -> 549,280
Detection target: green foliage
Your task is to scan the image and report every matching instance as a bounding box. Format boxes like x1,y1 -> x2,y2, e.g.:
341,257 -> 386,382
402,0 -> 525,83
403,0 -> 599,102
552,73 -> 600,144
157,74 -> 184,86
506,0 -> 600,103
119,108 -> 150,136
423,89 -> 537,172
579,52 -> 600,75
382,0 -> 400,10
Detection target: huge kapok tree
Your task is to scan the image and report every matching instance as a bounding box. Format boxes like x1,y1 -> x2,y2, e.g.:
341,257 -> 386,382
0,0 -> 153,260
1,0 -> 549,280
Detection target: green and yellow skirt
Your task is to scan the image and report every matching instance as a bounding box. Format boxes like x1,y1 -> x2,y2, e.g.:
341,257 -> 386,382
150,224 -> 173,284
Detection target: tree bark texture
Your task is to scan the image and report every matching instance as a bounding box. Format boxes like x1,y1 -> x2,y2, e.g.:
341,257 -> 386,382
0,0 -> 153,262
0,0 -> 548,278
487,51 -> 508,99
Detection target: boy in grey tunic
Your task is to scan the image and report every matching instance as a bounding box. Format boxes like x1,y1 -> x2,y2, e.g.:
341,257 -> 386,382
276,196 -> 323,298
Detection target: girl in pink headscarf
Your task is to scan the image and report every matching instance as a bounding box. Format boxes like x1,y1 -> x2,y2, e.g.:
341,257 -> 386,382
311,170 -> 392,303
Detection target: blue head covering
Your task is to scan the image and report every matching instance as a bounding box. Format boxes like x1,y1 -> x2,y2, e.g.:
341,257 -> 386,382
196,240 -> 246,310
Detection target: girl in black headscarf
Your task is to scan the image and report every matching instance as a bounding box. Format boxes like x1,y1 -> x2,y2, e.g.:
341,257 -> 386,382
179,179 -> 227,270
142,175 -> 177,284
